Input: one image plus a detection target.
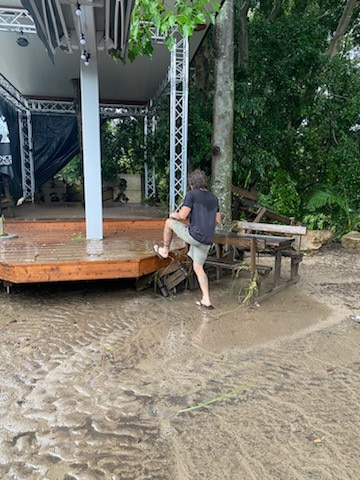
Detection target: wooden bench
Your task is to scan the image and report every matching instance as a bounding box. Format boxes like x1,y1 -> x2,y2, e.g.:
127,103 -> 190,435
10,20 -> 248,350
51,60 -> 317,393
209,221 -> 307,303
236,221 -> 307,285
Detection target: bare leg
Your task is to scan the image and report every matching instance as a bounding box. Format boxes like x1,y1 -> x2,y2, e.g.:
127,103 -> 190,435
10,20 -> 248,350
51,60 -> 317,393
193,261 -> 212,307
155,218 -> 174,258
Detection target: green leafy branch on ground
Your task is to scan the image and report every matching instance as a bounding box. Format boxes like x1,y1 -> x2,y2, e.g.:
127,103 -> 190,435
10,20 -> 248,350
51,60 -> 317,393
178,383 -> 253,414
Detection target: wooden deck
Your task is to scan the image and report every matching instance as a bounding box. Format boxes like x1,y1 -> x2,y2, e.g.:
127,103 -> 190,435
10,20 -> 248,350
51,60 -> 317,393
0,215 -> 184,287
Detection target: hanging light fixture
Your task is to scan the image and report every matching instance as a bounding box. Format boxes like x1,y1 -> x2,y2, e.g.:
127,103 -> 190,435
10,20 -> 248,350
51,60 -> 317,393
16,30 -> 29,47
75,2 -> 81,16
80,50 -> 87,61
80,33 -> 86,45
84,53 -> 91,66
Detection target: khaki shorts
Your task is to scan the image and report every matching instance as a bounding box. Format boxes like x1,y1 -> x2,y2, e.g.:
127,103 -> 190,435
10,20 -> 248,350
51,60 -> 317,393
171,220 -> 211,266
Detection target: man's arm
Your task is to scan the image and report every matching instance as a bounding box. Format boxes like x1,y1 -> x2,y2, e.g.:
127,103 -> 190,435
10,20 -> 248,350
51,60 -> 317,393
169,205 -> 191,221
215,211 -> 221,225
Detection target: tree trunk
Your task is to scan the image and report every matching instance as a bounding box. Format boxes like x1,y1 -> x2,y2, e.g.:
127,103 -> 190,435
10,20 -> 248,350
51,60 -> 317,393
237,1 -> 250,69
327,0 -> 358,57
211,0 -> 234,230
268,0 -> 283,22
193,37 -> 211,98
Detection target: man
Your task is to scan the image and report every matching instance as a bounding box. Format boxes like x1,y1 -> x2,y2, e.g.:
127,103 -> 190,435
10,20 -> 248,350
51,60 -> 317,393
154,169 -> 220,309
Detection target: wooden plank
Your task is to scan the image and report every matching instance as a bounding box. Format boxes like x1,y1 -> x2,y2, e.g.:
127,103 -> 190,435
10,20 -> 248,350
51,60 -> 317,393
260,208 -> 293,225
205,258 -> 272,274
256,277 -> 299,304
237,233 -> 295,243
6,218 -> 166,234
237,221 -> 307,236
253,206 -> 267,223
231,186 -> 259,201
212,232 -> 295,249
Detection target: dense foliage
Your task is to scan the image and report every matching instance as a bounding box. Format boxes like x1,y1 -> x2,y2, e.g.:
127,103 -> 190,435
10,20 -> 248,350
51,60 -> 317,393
186,0 -> 360,235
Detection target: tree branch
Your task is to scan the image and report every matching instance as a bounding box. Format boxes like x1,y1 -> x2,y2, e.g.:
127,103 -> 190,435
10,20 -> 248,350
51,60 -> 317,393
327,0 -> 358,57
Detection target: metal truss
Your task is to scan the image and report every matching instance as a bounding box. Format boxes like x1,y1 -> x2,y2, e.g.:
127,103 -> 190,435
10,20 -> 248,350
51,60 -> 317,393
19,111 -> 35,202
169,35 -> 189,212
144,114 -> 156,199
27,99 -> 147,117
0,73 -> 29,112
27,99 -> 76,114
99,104 -> 147,118
0,74 -> 35,201
0,8 -> 37,34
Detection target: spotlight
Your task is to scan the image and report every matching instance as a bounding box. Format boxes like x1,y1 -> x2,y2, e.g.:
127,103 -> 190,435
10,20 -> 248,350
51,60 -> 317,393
80,33 -> 86,45
84,53 -> 90,66
16,30 -> 29,47
80,50 -> 87,61
75,2 -> 81,16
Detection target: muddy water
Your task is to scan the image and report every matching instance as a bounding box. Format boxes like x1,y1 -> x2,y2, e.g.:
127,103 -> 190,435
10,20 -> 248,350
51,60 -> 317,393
0,244 -> 359,479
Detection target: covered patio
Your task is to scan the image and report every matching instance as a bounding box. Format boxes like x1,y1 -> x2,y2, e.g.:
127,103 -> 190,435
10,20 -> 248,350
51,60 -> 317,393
0,0 -> 212,289
0,1 -> 211,233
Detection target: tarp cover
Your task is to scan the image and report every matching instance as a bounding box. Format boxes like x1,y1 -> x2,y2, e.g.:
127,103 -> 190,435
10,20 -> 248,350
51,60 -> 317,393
0,95 -> 79,198
0,96 -> 22,201
32,114 -> 79,189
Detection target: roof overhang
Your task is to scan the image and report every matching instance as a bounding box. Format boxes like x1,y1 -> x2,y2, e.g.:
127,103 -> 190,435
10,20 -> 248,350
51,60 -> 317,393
0,0 -> 210,105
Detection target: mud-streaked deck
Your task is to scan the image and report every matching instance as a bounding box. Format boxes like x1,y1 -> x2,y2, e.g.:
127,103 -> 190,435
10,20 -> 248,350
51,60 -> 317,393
0,216 -> 183,287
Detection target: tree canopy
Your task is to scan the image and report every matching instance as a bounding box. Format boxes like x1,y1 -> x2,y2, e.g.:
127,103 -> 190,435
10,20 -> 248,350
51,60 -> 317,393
186,0 -> 360,235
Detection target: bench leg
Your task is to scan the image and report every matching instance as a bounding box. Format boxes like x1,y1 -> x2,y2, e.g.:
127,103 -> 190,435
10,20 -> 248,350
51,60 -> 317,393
290,256 -> 301,281
274,251 -> 282,286
250,238 -> 256,279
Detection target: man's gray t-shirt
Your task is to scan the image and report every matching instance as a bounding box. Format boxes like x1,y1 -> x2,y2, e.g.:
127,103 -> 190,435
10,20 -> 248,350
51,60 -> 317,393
183,189 -> 219,245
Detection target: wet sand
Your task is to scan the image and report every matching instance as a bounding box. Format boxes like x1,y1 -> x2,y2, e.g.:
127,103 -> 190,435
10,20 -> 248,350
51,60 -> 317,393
0,243 -> 359,479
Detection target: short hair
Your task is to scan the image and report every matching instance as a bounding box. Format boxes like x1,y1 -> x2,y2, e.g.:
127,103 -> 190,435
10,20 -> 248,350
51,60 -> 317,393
188,169 -> 208,190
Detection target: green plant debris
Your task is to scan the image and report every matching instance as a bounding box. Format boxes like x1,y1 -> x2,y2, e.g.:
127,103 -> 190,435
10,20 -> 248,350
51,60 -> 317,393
71,232 -> 85,241
178,383 -> 252,414
231,265 -> 259,306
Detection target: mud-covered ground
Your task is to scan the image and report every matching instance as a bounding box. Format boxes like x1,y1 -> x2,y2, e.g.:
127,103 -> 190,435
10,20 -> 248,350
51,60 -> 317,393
0,243 -> 359,480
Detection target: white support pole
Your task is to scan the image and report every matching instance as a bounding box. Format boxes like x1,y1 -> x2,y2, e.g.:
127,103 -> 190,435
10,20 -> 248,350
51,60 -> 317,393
79,5 -> 103,240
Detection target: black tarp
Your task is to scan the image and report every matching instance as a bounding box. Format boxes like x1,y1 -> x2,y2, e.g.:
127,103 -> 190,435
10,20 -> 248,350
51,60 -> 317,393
0,96 -> 22,201
0,94 -> 80,197
32,114 -> 79,189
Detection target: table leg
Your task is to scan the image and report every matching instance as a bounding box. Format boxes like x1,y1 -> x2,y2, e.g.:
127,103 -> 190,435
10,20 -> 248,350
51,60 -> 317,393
274,251 -> 282,286
250,238 -> 256,279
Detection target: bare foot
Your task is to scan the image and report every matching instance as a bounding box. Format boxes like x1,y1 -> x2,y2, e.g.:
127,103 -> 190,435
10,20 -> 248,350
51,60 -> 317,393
153,245 -> 168,259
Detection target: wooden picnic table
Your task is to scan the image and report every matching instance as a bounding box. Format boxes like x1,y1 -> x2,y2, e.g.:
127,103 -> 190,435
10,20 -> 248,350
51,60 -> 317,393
211,230 -> 295,286
207,224 -> 306,303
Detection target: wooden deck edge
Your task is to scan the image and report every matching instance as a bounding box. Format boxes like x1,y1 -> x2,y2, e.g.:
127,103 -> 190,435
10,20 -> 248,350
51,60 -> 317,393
0,255 -> 171,285
5,218 -> 166,234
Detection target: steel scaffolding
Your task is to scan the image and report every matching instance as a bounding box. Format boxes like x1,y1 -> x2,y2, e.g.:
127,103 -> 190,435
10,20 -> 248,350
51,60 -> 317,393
144,113 -> 156,200
0,9 -> 191,210
19,111 -> 34,202
169,35 -> 189,212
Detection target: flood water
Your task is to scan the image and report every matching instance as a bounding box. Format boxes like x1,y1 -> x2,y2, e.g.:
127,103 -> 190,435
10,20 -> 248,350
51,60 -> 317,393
0,244 -> 359,480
